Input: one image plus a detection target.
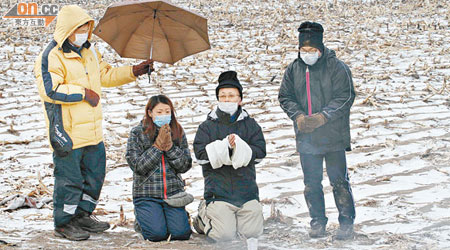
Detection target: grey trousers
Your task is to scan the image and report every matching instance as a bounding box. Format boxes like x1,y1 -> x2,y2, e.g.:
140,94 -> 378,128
196,199 -> 263,241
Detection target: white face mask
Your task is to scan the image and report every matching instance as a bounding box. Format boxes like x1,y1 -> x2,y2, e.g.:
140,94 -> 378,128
218,102 -> 238,115
72,32 -> 88,47
301,51 -> 320,65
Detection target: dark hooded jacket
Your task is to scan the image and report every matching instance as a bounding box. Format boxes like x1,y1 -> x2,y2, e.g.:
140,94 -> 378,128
278,47 -> 355,154
193,107 -> 266,207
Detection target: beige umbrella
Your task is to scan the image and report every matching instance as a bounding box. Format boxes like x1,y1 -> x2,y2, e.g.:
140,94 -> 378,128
93,0 -> 210,65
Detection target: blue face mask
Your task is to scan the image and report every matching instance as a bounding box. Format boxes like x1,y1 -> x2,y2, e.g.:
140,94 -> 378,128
153,114 -> 171,127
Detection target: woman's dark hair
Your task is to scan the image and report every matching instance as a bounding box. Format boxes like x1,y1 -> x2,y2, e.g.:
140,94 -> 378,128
143,95 -> 183,143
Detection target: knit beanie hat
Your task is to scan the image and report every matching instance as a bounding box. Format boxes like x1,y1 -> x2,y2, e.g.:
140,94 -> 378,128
298,21 -> 324,53
216,71 -> 243,100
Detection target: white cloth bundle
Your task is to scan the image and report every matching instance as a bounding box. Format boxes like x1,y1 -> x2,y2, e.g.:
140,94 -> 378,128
206,138 -> 232,169
205,135 -> 252,169
231,134 -> 252,169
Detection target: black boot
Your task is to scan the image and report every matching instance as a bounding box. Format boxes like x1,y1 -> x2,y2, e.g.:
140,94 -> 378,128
308,223 -> 326,238
335,224 -> 354,240
54,221 -> 90,241
72,210 -> 110,233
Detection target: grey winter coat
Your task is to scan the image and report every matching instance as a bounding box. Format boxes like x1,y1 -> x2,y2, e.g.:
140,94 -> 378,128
278,47 -> 356,154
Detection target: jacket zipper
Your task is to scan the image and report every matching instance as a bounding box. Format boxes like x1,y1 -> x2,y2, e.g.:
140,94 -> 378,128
82,53 -> 98,140
229,127 -> 234,196
162,154 -> 167,199
306,66 -> 314,142
306,66 -> 312,116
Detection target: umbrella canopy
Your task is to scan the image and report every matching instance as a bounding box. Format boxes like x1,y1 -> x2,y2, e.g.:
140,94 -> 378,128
93,0 -> 210,64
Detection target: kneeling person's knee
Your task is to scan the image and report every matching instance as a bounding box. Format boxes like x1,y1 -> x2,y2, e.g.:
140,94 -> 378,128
209,229 -> 237,242
140,223 -> 168,242
170,228 -> 192,240
238,215 -> 263,238
142,230 -> 168,242
238,200 -> 263,238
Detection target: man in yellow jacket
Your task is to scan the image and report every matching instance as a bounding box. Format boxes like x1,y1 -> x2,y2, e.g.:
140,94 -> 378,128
34,5 -> 152,241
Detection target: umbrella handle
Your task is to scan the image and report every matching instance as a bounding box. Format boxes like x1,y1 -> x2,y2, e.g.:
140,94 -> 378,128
148,10 -> 156,85
150,9 -> 156,60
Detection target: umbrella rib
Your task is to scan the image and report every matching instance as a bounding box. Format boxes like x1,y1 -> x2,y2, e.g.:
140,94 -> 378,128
156,11 -> 209,45
113,3 -> 162,59
155,14 -> 175,63
138,2 -> 161,14
141,2 -> 170,61
120,18 -> 147,57
98,10 -> 148,23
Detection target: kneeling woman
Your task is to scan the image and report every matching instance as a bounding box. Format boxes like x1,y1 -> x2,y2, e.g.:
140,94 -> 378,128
126,95 -> 192,241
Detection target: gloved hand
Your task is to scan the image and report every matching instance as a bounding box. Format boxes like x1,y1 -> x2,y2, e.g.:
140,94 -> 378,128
84,88 -> 99,107
132,59 -> 154,77
160,124 -> 173,151
304,113 -> 327,131
154,124 -> 173,151
296,114 -> 314,133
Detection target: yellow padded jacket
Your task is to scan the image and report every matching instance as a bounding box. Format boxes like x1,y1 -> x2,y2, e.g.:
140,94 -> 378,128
34,5 -> 137,150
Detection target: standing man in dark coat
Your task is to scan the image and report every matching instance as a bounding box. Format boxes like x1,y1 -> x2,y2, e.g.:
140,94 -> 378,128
193,71 -> 266,246
278,21 -> 356,240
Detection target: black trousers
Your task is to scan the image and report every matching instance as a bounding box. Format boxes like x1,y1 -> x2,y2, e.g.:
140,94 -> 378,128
300,150 -> 355,227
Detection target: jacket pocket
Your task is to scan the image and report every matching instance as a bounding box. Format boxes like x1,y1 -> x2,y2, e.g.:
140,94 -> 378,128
61,104 -> 73,134
166,167 -> 184,192
136,167 -> 159,187
311,120 -> 342,146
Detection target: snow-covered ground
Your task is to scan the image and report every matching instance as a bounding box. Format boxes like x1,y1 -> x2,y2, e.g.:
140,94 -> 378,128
1,0 -> 449,249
